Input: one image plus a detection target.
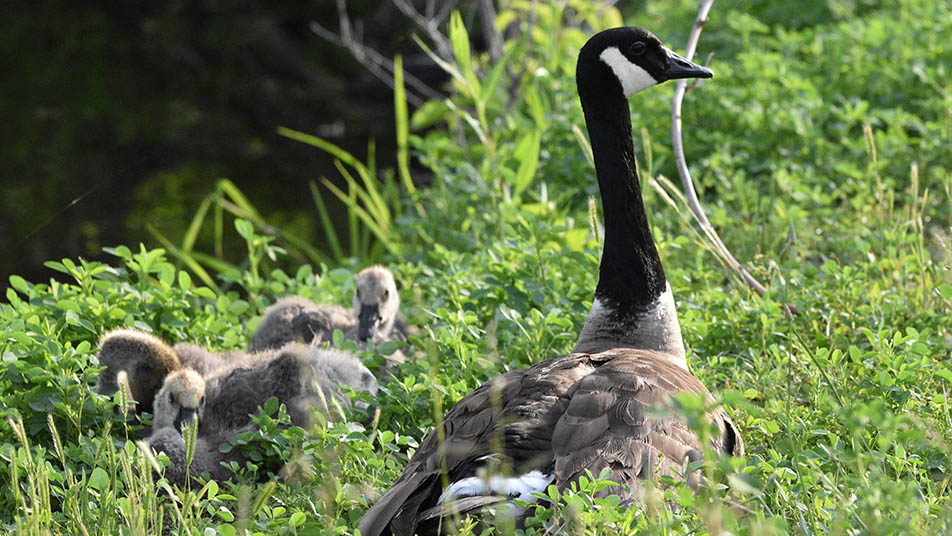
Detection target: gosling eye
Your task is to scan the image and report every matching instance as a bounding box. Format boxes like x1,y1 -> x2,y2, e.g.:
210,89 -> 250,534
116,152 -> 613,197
168,392 -> 175,404
199,396 -> 205,406
382,289 -> 389,300
629,41 -> 647,56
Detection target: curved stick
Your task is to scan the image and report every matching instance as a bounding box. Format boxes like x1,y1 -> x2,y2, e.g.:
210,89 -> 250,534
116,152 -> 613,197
670,0 -> 770,298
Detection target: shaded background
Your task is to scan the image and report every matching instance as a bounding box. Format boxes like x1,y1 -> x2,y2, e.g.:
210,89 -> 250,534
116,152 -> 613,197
0,0 -> 874,289
1,0 -> 461,289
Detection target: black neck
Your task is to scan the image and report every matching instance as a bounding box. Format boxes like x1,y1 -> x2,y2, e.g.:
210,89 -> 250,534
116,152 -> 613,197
581,89 -> 667,315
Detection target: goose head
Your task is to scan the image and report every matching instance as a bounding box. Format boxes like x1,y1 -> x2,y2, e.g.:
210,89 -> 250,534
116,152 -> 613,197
96,329 -> 183,413
577,27 -> 711,101
153,369 -> 206,432
352,265 -> 400,341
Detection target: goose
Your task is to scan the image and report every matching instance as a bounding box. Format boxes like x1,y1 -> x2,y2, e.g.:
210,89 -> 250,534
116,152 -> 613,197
348,265 -> 411,346
249,266 -> 412,368
144,426 -> 244,486
145,370 -> 247,486
96,329 -> 182,414
358,27 -> 743,536
152,344 -> 379,436
249,296 -> 355,353
96,330 -> 238,414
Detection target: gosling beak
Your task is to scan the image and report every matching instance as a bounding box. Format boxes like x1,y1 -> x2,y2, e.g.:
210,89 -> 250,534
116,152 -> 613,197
662,47 -> 713,80
175,408 -> 198,432
357,304 -> 381,341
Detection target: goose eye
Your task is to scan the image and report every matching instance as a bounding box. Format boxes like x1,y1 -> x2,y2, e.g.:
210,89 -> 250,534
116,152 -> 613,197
629,41 -> 647,55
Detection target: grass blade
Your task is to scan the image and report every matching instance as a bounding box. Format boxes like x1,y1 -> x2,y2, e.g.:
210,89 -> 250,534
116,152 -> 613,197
181,194 -> 213,253
277,126 -> 372,182
308,180 -> 346,262
394,54 -> 416,194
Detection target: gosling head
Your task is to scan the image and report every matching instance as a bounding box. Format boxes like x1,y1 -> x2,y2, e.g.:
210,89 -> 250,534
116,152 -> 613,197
352,265 -> 400,341
153,369 -> 206,432
577,27 -> 712,101
96,329 -> 182,413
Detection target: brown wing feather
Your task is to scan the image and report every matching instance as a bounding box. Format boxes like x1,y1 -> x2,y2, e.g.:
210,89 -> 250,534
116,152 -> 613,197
359,349 -> 742,536
552,351 -> 742,500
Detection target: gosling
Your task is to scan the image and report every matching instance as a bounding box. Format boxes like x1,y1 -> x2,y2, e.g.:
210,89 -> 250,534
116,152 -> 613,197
348,265 -> 411,346
145,370 -> 245,486
145,343 -> 378,487
97,330 -> 239,414
249,266 -> 412,368
153,344 -> 378,436
144,426 -> 243,486
249,296 -> 354,353
96,329 -> 182,414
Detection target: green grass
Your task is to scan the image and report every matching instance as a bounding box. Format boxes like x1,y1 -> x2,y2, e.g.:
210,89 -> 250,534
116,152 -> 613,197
2,0 -> 952,533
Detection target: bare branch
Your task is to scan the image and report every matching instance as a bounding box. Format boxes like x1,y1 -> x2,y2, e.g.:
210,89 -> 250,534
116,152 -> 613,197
504,0 -> 536,110
308,1 -> 444,106
392,0 -> 457,62
433,0 -> 459,27
670,0 -> 794,311
478,0 -> 504,62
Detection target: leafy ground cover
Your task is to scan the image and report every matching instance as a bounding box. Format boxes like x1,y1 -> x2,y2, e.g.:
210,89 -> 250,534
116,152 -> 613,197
2,0 -> 952,534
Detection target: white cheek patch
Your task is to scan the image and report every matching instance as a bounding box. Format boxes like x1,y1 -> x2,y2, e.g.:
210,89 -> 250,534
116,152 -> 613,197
599,46 -> 658,97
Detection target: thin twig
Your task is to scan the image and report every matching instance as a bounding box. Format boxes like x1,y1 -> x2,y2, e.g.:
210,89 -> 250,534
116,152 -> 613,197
504,0 -> 536,110
308,0 -> 444,106
392,0 -> 457,62
478,0 -> 504,62
671,1 -> 792,311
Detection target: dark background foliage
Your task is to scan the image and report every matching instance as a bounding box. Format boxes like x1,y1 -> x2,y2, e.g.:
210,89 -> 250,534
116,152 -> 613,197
1,0 -> 888,289
1,0 -> 451,287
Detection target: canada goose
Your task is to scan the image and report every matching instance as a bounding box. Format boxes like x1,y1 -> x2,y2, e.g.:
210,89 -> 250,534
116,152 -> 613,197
170,342 -> 236,377
349,265 -> 411,345
144,426 -> 243,486
146,369 -> 246,486
249,266 -> 412,368
96,329 -> 182,414
358,28 -> 743,536
96,329 -> 242,414
249,296 -> 355,353
153,344 -> 379,436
